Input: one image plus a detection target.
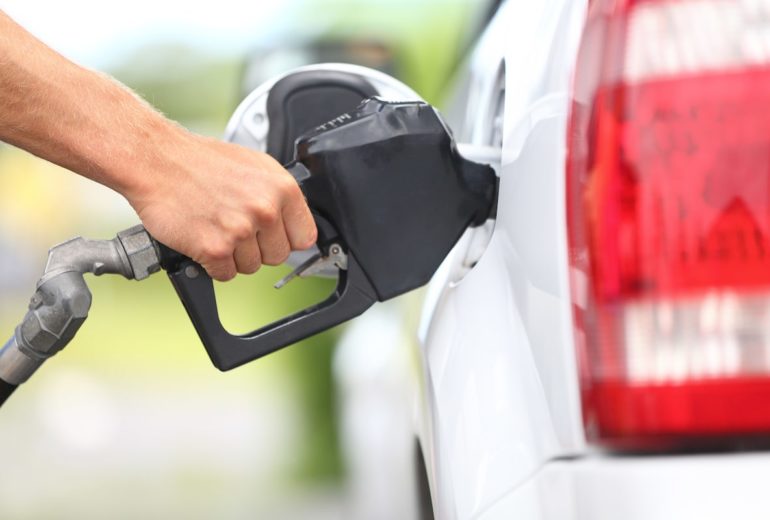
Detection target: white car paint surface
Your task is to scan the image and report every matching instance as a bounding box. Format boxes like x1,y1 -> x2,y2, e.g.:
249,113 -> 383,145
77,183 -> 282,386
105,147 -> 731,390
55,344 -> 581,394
334,0 -> 770,519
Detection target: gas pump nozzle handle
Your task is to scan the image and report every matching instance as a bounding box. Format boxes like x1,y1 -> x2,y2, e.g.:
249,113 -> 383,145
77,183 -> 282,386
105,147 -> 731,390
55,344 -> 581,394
154,172 -> 378,371
161,98 -> 497,371
154,174 -> 377,371
157,214 -> 377,371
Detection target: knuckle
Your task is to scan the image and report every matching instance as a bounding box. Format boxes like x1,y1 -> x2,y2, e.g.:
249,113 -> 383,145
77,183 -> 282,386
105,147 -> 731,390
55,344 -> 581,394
201,241 -> 231,262
231,221 -> 253,241
281,176 -> 301,197
207,264 -> 236,282
253,200 -> 280,227
218,269 -> 236,282
221,214 -> 253,241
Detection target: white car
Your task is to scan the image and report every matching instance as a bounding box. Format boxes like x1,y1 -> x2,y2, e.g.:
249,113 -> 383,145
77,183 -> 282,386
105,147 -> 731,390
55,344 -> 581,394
332,0 -> 770,518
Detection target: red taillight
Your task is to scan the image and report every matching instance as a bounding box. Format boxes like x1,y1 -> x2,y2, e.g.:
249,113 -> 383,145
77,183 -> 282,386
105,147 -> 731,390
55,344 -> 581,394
567,0 -> 770,449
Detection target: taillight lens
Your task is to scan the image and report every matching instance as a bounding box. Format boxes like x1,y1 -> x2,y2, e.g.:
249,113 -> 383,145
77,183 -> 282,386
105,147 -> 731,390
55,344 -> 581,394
567,0 -> 770,449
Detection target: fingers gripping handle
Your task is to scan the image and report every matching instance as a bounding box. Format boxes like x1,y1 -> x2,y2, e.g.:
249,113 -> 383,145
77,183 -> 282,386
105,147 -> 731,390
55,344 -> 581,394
165,253 -> 376,370
155,158 -> 366,370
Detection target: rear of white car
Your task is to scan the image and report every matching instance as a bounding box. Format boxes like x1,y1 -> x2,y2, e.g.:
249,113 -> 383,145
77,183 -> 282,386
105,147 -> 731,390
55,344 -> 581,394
569,0 -> 770,453
335,0 -> 770,518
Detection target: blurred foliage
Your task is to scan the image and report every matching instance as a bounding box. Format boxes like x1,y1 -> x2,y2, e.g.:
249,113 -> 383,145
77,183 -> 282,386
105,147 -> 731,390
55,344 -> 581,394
292,0 -> 486,103
110,45 -> 243,133
0,0 -> 492,504
108,0 -> 488,129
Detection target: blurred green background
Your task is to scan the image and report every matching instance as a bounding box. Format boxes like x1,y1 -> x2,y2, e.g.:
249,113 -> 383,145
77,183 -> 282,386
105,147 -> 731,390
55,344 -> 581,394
0,0 -> 491,517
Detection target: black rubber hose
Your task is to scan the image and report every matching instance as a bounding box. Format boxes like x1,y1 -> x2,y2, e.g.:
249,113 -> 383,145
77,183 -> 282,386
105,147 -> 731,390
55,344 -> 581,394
0,379 -> 17,407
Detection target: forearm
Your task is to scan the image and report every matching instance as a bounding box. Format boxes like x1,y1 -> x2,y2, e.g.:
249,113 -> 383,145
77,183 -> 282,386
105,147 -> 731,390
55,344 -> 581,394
0,10 -> 316,281
0,10 -> 181,197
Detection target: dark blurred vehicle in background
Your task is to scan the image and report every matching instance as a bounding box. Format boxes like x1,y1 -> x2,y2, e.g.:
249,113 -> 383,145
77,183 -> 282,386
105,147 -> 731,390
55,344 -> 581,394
239,39 -> 397,96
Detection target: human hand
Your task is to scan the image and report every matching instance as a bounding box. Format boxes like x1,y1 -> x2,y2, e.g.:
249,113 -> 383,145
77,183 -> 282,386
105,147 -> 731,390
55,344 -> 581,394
123,129 -> 317,281
0,9 -> 315,279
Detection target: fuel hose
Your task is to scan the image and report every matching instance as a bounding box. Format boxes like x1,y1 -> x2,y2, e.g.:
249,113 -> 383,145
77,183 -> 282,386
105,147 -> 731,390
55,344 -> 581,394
0,378 -> 16,407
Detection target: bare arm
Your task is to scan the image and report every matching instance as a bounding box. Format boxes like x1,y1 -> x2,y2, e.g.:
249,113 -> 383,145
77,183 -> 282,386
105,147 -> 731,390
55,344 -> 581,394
0,11 -> 316,281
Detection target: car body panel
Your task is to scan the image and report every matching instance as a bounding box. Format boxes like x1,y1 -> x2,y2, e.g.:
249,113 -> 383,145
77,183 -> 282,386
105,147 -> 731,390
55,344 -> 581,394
335,0 -> 770,518
478,453 -> 770,520
415,0 -> 587,517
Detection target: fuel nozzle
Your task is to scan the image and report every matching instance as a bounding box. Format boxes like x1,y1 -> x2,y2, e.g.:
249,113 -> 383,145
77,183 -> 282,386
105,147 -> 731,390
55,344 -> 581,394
163,98 -> 499,370
288,97 -> 498,298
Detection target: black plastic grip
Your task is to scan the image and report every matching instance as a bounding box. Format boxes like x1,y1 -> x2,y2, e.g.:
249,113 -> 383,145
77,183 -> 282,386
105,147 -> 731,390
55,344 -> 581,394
155,159 -> 375,371
154,130 -> 375,370
164,251 -> 376,371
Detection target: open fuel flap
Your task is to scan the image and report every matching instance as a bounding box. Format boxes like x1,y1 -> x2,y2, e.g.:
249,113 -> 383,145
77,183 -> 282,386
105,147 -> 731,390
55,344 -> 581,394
224,64 -> 424,276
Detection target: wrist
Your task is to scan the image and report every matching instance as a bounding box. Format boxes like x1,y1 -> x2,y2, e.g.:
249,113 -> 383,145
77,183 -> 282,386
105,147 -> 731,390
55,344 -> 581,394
105,109 -> 192,205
